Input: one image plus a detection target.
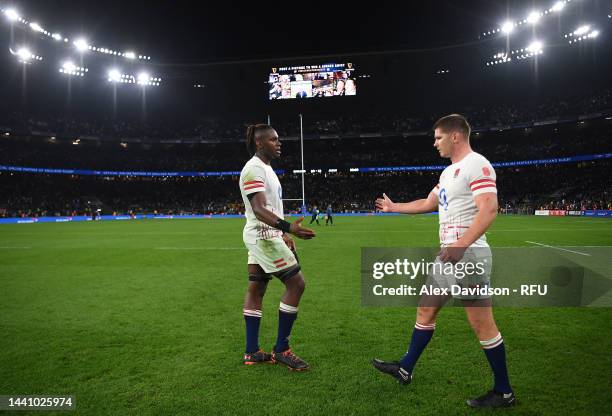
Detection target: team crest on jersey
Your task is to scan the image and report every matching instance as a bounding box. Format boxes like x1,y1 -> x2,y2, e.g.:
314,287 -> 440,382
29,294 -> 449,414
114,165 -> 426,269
482,167 -> 490,176
454,168 -> 461,178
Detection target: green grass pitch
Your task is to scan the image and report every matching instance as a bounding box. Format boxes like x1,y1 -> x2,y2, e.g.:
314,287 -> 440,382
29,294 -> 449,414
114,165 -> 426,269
1,215 -> 611,415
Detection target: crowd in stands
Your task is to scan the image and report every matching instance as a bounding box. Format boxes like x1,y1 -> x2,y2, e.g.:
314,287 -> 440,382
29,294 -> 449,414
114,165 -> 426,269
1,161 -> 609,218
1,87 -> 611,142
2,89 -> 611,218
1,121 -> 610,172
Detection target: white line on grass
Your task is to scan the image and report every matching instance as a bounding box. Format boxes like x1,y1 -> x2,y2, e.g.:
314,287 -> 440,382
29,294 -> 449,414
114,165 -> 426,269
524,241 -> 591,256
0,246 -> 31,249
155,247 -> 244,250
489,228 -> 609,232
322,228 -> 608,234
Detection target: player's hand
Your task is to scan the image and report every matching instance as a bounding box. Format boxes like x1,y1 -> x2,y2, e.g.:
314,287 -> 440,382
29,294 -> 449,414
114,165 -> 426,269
282,233 -> 296,250
289,217 -> 316,240
438,244 -> 467,264
375,193 -> 395,212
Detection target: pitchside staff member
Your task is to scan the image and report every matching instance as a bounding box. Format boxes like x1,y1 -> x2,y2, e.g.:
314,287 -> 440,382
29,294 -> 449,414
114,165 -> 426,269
239,124 -> 315,371
325,204 -> 333,226
309,206 -> 320,225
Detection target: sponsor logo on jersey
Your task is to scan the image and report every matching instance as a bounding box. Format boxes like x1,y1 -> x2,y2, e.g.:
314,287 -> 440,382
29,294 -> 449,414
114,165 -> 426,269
439,188 -> 448,211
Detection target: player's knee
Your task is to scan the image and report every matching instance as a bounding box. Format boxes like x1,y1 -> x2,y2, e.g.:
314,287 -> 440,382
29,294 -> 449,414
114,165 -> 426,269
247,280 -> 268,298
286,273 -> 306,295
416,307 -> 438,325
255,284 -> 267,298
293,276 -> 306,295
296,277 -> 306,294
467,314 -> 495,334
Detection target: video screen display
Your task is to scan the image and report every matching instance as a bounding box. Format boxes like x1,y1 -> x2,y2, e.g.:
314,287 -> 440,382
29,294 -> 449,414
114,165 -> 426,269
268,63 -> 356,100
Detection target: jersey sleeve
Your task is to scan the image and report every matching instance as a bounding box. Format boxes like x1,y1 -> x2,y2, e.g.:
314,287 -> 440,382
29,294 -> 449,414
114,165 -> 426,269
467,158 -> 497,196
430,183 -> 440,198
241,165 -> 266,196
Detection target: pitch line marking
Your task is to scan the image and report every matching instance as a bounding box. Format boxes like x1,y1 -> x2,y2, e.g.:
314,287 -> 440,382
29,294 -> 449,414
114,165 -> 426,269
0,246 -> 31,249
155,247 -> 244,250
524,241 -> 591,256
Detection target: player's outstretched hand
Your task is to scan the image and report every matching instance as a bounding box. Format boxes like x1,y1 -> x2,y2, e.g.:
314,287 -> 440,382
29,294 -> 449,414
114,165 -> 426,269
375,193 -> 395,213
289,217 -> 316,240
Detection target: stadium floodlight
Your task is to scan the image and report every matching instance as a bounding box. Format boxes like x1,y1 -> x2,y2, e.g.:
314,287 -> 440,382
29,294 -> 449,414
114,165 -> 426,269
51,33 -> 62,41
63,61 -> 76,71
551,1 -> 565,12
73,38 -> 89,52
589,30 -> 599,38
9,46 -> 43,63
59,61 -> 87,76
105,71 -> 160,86
526,41 -> 543,53
4,8 -> 20,21
137,72 -> 150,85
527,11 -> 541,24
501,21 -> 514,34
124,51 -> 136,59
108,69 -> 121,82
574,25 -> 590,36
17,47 -> 33,62
29,22 -> 44,32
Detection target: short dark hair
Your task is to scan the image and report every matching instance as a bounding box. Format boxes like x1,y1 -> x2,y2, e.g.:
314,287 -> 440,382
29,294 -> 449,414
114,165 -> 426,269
245,124 -> 273,156
433,114 -> 471,138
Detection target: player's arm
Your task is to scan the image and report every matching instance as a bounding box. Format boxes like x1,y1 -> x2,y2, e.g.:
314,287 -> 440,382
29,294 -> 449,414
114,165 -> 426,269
454,192 -> 498,247
375,191 -> 438,214
248,192 -> 315,239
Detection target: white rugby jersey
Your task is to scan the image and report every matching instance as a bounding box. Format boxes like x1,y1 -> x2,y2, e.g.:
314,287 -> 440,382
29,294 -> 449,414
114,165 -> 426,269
239,156 -> 284,244
431,152 -> 497,247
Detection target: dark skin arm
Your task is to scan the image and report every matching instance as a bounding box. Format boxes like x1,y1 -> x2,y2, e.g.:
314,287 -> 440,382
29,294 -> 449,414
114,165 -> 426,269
248,192 -> 315,239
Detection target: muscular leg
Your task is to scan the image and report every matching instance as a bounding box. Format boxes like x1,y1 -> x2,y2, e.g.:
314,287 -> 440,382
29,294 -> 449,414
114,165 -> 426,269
243,264 -> 269,354
281,271 -> 306,307
244,266 -> 269,310
399,304 -> 443,373
274,271 -> 306,352
464,299 -> 512,394
463,299 -> 498,340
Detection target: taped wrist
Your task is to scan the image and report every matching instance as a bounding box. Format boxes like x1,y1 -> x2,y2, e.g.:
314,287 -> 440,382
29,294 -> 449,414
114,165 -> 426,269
275,219 -> 291,233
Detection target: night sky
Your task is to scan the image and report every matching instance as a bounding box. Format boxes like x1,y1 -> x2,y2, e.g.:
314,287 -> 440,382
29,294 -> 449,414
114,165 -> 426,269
1,0 -> 611,117
7,0 -> 594,62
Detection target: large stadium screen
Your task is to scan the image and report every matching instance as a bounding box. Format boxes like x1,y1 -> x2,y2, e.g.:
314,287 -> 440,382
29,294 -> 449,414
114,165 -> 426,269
268,63 -> 356,100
